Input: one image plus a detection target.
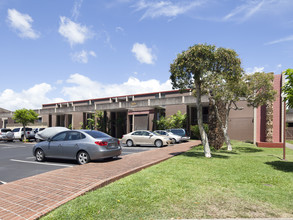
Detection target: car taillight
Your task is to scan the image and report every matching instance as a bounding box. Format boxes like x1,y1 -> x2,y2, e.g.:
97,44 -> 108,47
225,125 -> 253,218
95,141 -> 108,146
27,132 -> 30,134
118,140 -> 120,145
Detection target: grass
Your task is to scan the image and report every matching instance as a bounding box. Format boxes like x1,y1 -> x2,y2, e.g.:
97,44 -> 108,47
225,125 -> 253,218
286,140 -> 293,145
43,141 -> 293,219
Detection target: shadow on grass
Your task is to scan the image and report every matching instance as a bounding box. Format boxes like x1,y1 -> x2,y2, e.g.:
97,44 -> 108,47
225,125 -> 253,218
265,161 -> 293,172
182,151 -> 230,159
236,146 -> 264,153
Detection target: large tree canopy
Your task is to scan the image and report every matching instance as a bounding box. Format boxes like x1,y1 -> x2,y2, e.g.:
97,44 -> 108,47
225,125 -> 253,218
170,44 -> 215,158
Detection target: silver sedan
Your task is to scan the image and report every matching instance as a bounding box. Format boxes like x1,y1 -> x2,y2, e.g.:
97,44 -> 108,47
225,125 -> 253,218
33,130 -> 122,165
121,130 -> 172,147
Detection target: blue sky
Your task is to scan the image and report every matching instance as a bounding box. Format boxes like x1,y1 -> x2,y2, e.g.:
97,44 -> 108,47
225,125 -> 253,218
0,0 -> 292,111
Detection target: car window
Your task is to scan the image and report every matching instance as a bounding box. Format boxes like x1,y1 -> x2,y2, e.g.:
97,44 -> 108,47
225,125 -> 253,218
142,131 -> 150,136
25,128 -> 32,131
1,129 -> 11,132
66,131 -> 82,140
83,130 -> 110,138
170,129 -> 185,136
132,131 -> 142,136
13,128 -> 20,132
51,132 -> 67,141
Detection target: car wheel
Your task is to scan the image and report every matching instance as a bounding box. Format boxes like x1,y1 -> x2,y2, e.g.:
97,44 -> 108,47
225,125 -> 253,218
172,138 -> 176,144
155,140 -> 163,148
126,140 -> 133,147
77,151 -> 90,165
21,135 -> 24,142
35,149 -> 45,162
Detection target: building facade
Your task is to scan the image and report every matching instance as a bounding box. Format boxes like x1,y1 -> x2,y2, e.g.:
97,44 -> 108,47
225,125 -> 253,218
0,74 -> 285,145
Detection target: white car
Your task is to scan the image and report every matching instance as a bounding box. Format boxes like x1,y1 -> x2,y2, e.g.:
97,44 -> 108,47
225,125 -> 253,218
122,130 -> 172,148
0,128 -> 14,141
12,127 -> 35,141
154,130 -> 182,144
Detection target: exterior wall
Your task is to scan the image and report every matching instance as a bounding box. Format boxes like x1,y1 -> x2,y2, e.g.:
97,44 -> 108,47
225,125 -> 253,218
256,74 -> 283,143
272,74 -> 282,142
228,101 -> 254,141
72,112 -> 84,129
166,104 -> 187,116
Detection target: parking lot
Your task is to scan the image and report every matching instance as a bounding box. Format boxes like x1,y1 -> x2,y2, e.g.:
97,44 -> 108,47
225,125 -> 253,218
0,140 -> 157,183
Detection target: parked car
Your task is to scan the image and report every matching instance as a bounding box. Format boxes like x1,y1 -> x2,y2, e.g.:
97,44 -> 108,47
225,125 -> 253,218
154,130 -> 182,144
166,128 -> 190,142
122,130 -> 172,147
33,130 -> 122,165
12,127 -> 35,141
34,128 -> 46,134
0,128 -> 14,141
35,127 -> 68,142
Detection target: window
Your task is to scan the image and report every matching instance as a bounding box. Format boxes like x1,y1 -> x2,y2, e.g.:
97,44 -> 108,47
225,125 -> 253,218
67,131 -> 81,140
83,130 -> 110,138
51,132 -> 67,141
142,131 -> 150,136
132,131 -> 142,136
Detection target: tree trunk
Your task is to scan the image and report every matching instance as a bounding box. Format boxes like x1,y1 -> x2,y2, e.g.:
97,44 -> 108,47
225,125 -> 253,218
196,82 -> 211,158
210,98 -> 232,151
223,127 -> 232,151
208,99 -> 225,150
23,125 -> 27,142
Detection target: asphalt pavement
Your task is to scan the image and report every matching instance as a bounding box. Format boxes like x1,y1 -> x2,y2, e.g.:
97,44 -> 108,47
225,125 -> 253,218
0,141 -> 156,183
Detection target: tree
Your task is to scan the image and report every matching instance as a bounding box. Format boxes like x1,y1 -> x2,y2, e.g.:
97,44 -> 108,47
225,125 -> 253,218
13,109 -> 38,141
281,69 -> 293,108
170,44 -> 215,158
245,72 -> 277,108
156,111 -> 187,130
204,47 -> 243,151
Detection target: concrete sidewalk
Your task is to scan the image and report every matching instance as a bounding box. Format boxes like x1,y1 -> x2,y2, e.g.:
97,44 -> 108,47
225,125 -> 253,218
0,140 -> 200,220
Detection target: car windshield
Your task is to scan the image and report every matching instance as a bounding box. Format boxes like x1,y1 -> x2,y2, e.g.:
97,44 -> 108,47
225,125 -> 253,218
1,129 -> 11,132
13,128 -> 20,132
83,130 -> 111,138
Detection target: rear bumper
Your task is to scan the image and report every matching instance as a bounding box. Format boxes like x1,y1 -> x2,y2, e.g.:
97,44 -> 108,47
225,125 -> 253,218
89,146 -> 122,160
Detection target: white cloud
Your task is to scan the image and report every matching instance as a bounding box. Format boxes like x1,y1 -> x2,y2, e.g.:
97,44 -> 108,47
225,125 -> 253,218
115,26 -> 125,33
277,64 -> 282,68
246,66 -> 265,75
0,83 -> 65,111
223,0 -> 264,22
72,0 -> 83,20
131,43 -> 156,64
265,35 -> 293,45
6,9 -> 40,39
62,73 -> 172,101
71,50 -> 96,63
58,16 -> 93,46
134,0 -> 203,20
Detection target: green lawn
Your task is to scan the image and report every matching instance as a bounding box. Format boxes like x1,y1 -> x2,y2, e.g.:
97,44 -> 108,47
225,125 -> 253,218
286,140 -> 293,145
43,141 -> 293,219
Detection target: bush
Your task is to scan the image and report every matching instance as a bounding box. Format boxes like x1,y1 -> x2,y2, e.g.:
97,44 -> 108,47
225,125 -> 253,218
190,124 -> 208,140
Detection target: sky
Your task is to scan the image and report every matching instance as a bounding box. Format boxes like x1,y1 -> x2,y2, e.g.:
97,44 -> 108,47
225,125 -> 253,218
0,0 -> 292,111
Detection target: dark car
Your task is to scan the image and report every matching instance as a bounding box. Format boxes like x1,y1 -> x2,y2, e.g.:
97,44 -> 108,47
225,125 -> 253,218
33,130 -> 122,165
166,128 -> 190,142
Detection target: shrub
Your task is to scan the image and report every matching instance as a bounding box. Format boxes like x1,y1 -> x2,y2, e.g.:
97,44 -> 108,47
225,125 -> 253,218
190,124 -> 208,140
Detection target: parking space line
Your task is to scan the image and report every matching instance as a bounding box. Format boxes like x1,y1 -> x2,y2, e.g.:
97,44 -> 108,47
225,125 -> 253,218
2,145 -> 32,149
10,159 -> 74,167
